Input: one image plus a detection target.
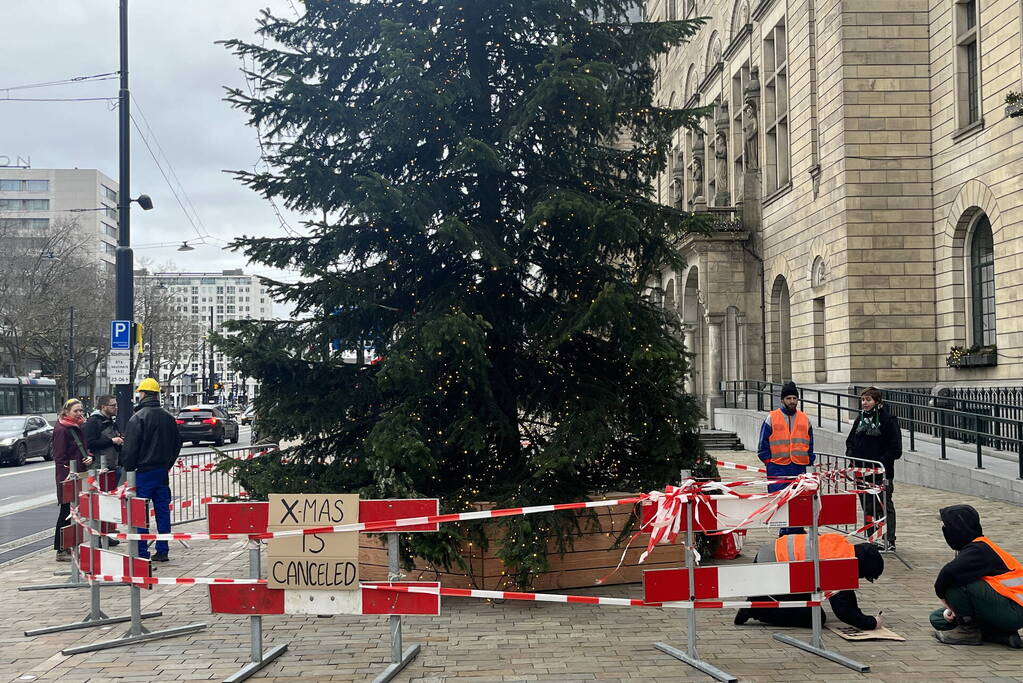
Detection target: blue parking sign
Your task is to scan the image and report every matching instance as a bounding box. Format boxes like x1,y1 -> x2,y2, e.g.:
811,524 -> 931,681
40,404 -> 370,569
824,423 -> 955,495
111,320 -> 131,349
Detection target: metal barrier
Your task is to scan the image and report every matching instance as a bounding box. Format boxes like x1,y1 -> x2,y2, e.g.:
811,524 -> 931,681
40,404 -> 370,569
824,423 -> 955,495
721,379 -> 1023,478
170,446 -> 270,525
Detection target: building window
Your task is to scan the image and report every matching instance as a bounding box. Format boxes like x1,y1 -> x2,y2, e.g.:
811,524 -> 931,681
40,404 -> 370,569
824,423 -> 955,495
730,62 -> 750,201
102,185 -> 118,202
0,217 -> 49,231
763,19 -> 790,194
0,198 -> 49,210
101,223 -> 118,238
969,214 -> 996,346
955,0 -> 981,128
103,243 -> 117,256
0,179 -> 49,191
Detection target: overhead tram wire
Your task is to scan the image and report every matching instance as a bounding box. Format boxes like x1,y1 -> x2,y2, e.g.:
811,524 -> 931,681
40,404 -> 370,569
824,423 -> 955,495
129,114 -> 209,246
130,93 -> 212,240
0,71 -> 120,92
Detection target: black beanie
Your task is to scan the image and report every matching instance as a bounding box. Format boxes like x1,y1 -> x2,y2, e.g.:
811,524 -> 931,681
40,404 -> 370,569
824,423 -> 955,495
853,543 -> 885,582
780,381 -> 799,399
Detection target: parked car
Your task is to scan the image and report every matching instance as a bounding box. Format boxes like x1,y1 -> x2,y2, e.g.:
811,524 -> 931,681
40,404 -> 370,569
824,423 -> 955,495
175,405 -> 240,447
0,414 -> 54,466
239,405 -> 255,426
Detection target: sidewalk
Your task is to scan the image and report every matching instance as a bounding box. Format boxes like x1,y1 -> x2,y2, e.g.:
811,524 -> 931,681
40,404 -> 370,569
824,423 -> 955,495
2,449 -> 1022,682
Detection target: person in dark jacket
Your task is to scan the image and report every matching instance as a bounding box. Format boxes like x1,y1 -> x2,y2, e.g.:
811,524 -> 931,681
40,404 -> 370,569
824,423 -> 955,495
734,532 -> 885,630
846,386 -> 902,548
83,395 -> 123,474
757,381 -> 815,535
52,399 -> 93,561
931,505 -> 1023,648
121,378 -> 181,562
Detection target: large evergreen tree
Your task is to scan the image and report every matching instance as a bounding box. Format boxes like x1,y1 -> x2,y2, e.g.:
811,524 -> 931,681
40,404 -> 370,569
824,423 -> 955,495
219,0 -> 713,585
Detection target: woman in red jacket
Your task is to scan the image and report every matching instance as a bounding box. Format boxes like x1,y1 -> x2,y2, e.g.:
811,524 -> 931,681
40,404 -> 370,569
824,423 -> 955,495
52,399 -> 92,561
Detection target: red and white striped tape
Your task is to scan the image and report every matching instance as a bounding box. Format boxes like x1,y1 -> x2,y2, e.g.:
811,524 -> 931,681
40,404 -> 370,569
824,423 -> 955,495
80,494 -> 650,542
77,572 -> 822,611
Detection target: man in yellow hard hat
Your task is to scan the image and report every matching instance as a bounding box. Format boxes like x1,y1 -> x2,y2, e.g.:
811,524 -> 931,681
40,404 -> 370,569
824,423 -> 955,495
121,377 -> 180,562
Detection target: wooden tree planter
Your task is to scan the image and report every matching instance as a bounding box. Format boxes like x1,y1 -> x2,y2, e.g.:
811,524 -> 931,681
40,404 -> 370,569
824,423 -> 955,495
359,495 -> 686,590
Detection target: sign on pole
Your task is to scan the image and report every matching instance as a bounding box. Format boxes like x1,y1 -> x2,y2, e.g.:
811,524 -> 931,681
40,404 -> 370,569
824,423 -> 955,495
107,349 -> 131,385
266,494 -> 360,591
111,320 -> 131,350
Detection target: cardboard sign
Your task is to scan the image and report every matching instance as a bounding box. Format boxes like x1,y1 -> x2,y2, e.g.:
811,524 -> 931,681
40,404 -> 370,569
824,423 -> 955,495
266,493 -> 359,591
826,624 -> 905,641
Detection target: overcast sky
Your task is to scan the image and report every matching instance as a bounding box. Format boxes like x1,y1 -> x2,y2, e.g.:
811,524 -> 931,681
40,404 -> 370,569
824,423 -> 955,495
1,1 -> 306,281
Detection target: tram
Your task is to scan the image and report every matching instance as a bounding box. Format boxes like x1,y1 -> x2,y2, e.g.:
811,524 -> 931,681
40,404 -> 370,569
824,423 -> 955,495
0,377 -> 59,422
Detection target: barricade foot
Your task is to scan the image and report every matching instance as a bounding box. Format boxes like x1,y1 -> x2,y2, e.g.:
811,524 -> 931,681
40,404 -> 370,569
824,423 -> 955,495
18,581 -> 128,591
24,611 -> 162,637
772,632 -> 869,672
372,644 -> 421,683
653,642 -> 737,682
223,643 -> 288,683
60,622 -> 208,655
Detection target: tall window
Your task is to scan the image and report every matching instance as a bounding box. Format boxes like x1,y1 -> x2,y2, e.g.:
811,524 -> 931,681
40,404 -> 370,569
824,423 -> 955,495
955,0 -> 981,128
731,62 -> 750,201
970,215 -> 996,346
763,19 -> 790,193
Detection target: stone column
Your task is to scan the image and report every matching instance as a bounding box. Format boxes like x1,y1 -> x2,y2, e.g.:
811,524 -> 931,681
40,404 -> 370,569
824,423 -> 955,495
705,320 -> 724,427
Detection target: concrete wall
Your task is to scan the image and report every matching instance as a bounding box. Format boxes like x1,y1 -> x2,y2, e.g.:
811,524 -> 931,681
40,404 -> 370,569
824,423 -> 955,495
714,406 -> 1023,506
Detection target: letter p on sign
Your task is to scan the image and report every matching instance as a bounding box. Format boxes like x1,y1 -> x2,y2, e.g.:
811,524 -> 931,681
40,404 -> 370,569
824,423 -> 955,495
111,320 -> 131,350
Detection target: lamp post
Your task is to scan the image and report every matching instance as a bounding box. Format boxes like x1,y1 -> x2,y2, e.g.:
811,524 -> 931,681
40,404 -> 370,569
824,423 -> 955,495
113,0 -> 154,429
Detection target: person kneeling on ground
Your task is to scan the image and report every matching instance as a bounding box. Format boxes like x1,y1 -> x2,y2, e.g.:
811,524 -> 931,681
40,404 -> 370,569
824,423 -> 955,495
735,532 -> 884,630
932,504 -> 1023,648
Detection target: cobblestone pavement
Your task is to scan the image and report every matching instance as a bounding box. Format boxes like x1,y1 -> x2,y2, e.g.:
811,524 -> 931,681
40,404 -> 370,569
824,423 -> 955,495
3,450 -> 1022,682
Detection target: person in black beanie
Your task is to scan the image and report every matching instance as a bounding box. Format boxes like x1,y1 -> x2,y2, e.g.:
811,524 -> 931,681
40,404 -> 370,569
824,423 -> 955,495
757,381 -> 815,535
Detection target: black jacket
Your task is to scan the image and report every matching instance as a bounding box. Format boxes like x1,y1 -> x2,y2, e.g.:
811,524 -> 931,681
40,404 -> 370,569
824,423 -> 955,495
934,504 -> 1008,599
83,411 -> 120,465
846,405 -> 902,479
121,397 -> 181,473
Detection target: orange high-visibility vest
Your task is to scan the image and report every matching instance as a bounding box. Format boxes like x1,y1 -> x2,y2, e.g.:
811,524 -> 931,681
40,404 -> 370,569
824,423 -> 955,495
767,409 -> 811,466
774,533 -> 856,562
974,537 -> 1023,607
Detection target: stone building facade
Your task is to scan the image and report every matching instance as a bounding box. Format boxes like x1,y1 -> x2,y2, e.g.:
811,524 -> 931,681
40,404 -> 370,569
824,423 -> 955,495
650,0 -> 1023,400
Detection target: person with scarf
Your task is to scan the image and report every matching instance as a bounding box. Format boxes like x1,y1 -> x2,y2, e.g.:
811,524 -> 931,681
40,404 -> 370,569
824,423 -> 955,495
757,381 -> 815,535
846,386 -> 902,549
52,399 -> 93,561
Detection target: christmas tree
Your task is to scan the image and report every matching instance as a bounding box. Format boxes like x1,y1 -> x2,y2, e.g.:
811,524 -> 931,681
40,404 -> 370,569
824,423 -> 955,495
218,0 -> 713,586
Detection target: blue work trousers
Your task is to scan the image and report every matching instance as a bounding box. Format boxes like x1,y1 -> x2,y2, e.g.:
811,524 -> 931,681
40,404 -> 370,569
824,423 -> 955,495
135,468 -> 171,558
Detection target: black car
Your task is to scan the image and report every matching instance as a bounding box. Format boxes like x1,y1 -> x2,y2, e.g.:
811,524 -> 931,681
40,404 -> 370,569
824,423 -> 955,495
0,415 -> 54,466
175,405 -> 240,447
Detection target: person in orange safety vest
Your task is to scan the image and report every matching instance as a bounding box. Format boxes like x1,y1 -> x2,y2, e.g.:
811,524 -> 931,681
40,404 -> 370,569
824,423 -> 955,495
757,381 -> 815,535
734,532 -> 884,629
932,505 -> 1023,648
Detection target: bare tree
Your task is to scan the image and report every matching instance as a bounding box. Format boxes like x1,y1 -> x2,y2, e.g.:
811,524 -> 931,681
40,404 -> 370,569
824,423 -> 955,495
0,215 -> 111,398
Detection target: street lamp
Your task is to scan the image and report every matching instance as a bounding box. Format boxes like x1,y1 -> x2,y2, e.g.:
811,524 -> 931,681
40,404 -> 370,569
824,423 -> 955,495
113,1 -> 157,430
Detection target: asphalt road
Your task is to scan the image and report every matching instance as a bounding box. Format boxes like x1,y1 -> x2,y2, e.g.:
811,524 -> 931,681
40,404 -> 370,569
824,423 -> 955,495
0,426 -> 252,564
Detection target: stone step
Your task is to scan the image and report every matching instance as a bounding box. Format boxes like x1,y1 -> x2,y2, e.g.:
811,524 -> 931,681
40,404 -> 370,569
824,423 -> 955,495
698,429 -> 745,451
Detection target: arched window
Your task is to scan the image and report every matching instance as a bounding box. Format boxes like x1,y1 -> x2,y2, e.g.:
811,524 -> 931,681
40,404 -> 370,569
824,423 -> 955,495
969,214 -> 996,346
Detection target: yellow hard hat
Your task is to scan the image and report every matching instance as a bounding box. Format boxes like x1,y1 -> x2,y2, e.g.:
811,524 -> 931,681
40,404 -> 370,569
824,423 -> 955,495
136,377 -> 161,393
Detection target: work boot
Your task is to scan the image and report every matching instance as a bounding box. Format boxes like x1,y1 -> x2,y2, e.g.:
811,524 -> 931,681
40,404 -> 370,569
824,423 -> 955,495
734,608 -> 752,626
982,630 -> 1023,649
151,552 -> 169,562
935,617 -> 982,645
55,549 -> 71,563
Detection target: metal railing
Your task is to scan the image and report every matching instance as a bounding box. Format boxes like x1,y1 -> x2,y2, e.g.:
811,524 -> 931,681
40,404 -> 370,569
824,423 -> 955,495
169,445 -> 271,525
721,379 -> 1023,478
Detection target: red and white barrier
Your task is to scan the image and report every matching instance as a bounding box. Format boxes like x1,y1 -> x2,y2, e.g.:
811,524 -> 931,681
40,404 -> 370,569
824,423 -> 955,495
643,558 -> 859,603
77,491 -> 149,528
